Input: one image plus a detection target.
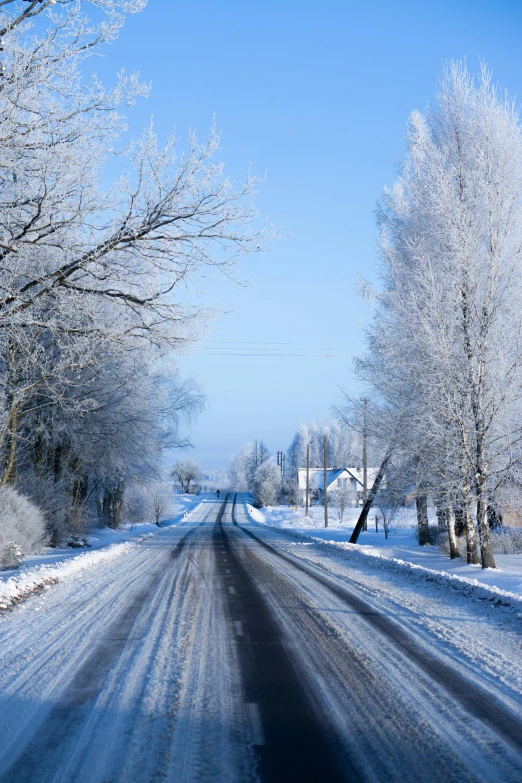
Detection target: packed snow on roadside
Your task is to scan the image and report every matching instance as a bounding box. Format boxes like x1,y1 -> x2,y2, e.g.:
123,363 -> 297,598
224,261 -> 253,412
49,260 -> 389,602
0,493 -> 202,611
254,503 -> 522,603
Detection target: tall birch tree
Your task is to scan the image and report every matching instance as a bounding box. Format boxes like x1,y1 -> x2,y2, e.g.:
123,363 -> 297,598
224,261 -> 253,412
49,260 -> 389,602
359,63 -> 522,568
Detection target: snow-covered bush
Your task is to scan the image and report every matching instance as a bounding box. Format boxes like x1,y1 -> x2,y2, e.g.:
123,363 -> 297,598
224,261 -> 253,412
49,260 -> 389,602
329,486 -> 354,521
375,490 -> 412,538
414,524 -> 438,546
437,530 -> 451,556
0,486 -> 47,569
437,526 -> 522,557
123,483 -> 152,526
490,527 -> 522,554
67,504 -> 90,540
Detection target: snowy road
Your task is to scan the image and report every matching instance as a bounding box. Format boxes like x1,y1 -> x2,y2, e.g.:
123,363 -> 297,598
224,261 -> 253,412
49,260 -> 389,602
1,495 -> 522,782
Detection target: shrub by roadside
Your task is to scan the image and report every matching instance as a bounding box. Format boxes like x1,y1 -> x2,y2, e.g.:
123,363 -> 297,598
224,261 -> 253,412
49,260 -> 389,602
0,486 -> 47,569
437,526 -> 522,557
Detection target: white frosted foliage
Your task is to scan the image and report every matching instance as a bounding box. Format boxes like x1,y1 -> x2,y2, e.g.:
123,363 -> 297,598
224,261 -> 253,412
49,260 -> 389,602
0,486 -> 46,569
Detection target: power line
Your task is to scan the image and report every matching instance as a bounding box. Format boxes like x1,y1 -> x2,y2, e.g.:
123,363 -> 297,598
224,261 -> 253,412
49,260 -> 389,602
198,352 -> 338,357
205,341 -> 309,345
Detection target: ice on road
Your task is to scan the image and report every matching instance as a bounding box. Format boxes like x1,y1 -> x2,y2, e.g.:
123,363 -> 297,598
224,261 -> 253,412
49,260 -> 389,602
1,494 -> 522,782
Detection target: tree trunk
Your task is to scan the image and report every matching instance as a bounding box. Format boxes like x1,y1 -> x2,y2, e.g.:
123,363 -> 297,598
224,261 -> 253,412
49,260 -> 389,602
435,495 -> 447,530
1,340 -> 18,487
476,489 -> 496,568
104,476 -> 125,529
71,474 -> 88,507
462,480 -> 479,564
95,494 -> 104,524
0,405 -> 17,487
460,279 -> 481,565
416,494 -> 430,545
53,444 -> 63,483
487,504 -> 502,529
446,499 -> 460,559
69,472 -> 88,532
475,434 -> 496,567
454,505 -> 465,537
34,433 -> 44,474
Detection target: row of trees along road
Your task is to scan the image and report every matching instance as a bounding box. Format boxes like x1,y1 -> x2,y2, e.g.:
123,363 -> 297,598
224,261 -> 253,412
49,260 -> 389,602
0,1 -> 267,546
357,63 -> 522,569
288,421 -> 364,473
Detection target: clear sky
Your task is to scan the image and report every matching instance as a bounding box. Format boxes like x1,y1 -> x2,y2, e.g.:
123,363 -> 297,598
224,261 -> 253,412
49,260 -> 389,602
94,0 -> 522,468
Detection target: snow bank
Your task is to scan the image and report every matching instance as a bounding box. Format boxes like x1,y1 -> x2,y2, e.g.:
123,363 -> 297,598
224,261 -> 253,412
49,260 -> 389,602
309,538 -> 522,609
0,493 -> 203,612
246,504 -> 265,523
0,539 -> 137,611
260,503 -> 522,606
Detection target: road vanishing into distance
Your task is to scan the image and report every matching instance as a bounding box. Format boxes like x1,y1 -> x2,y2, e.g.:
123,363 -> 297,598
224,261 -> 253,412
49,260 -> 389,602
1,494 -> 522,782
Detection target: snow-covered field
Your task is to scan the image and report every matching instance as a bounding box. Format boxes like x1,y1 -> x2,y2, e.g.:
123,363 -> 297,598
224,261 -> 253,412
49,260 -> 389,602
256,503 -> 522,602
0,494 -> 202,611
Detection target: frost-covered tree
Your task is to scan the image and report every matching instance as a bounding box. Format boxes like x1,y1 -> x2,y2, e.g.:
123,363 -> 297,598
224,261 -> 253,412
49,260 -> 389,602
358,63 -> 522,568
329,483 -> 353,521
123,481 -> 150,526
288,421 -> 359,470
0,0 -> 266,389
252,459 -> 281,507
12,338 -> 203,537
244,440 -> 271,485
229,440 -> 271,491
0,1 -> 267,543
171,460 -> 200,494
148,483 -> 172,526
229,451 -> 249,492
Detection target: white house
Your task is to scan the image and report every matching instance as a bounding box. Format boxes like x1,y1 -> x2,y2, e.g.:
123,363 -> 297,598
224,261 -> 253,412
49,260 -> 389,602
297,467 -> 380,506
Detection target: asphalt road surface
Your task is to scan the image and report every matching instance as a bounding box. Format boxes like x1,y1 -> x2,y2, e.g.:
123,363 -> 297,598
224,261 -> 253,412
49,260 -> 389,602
1,494 -> 522,782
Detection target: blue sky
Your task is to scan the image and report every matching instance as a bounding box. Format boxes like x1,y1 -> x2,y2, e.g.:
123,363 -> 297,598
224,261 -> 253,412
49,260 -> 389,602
95,0 -> 522,468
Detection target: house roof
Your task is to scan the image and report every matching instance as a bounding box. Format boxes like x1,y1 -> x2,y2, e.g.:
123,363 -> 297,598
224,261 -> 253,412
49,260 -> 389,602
316,468 -> 345,490
297,466 -> 379,491
344,467 -> 379,488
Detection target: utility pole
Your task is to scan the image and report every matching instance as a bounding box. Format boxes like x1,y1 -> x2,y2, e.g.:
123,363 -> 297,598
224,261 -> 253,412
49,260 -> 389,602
363,399 -> 368,501
362,398 -> 368,531
281,453 -> 285,478
288,453 -> 292,507
305,443 -> 310,516
295,451 -> 299,509
323,435 -> 328,527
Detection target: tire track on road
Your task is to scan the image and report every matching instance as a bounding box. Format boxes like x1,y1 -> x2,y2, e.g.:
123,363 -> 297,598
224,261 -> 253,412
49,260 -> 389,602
231,497 -> 522,755
0,527 -> 197,783
216,495 -> 354,783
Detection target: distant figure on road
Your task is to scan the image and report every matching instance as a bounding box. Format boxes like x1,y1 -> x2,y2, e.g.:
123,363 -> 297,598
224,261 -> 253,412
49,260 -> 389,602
216,489 -> 220,499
